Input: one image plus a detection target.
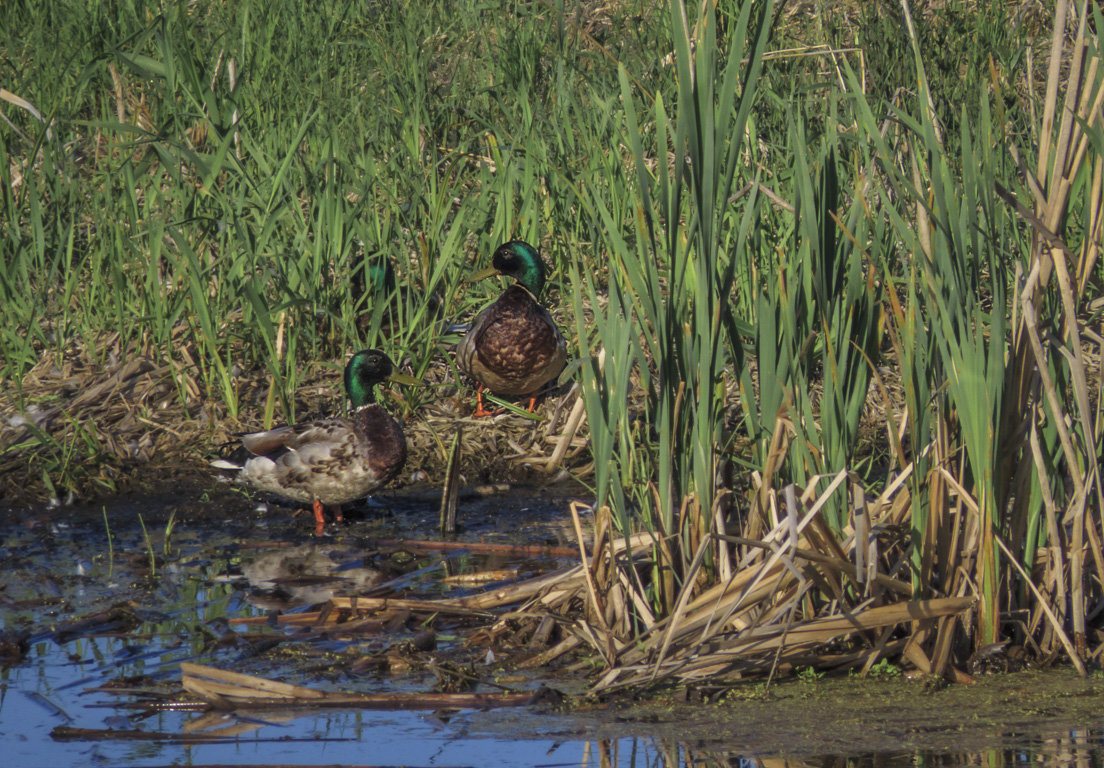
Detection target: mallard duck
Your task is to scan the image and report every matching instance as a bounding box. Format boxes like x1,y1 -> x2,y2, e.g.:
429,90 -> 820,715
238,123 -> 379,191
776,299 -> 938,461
352,252 -> 441,337
352,254 -> 398,335
456,240 -> 567,416
213,349 -> 418,535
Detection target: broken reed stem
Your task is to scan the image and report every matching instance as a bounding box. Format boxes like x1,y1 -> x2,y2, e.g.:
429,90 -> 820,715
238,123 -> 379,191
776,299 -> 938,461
994,534 -> 1086,676
325,596 -> 494,618
545,383 -> 588,472
371,537 -> 578,559
570,500 -> 615,659
181,662 -> 537,710
439,426 -> 462,534
262,310 -> 287,430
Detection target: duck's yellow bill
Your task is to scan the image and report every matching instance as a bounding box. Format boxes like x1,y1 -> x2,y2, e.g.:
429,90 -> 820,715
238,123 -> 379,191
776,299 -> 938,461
388,372 -> 423,386
466,265 -> 499,283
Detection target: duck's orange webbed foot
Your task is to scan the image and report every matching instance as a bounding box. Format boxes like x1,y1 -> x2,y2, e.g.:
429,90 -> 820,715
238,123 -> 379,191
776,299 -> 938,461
471,385 -> 500,418
312,499 -> 326,536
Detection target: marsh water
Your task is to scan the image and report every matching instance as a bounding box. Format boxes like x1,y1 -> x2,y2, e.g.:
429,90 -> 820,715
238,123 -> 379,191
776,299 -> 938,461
3,485 -> 1104,768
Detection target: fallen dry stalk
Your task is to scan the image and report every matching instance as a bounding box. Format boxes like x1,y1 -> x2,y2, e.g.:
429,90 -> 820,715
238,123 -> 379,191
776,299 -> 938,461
181,663 -> 538,710
372,537 -> 579,559
324,596 -> 495,618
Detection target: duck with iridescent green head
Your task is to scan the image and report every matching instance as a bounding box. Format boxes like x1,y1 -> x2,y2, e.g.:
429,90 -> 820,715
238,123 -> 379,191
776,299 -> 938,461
456,240 -> 567,416
353,252 -> 441,337
213,350 -> 418,535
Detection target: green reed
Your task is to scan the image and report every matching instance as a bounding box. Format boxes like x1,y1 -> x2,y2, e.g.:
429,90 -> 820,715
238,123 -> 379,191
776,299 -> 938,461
836,0 -> 1104,652
572,0 -> 773,607
568,0 -> 1104,660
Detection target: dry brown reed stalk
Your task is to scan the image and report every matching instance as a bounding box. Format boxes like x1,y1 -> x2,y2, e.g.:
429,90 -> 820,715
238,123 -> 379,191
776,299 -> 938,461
522,464 -> 986,691
323,596 -> 495,618
994,534 -> 1085,675
180,662 -> 536,711
544,383 -> 590,473
371,537 -> 578,558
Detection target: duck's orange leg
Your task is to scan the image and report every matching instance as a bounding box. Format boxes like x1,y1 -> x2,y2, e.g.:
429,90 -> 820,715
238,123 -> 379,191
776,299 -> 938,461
472,385 -> 499,418
312,499 -> 326,536
525,393 -> 538,412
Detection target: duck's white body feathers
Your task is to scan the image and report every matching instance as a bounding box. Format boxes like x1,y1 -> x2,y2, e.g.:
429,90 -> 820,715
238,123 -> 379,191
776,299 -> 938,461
229,405 -> 406,507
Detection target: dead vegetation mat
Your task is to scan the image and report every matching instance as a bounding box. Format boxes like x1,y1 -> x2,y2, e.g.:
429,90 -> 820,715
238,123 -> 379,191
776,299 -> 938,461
0,333 -> 591,508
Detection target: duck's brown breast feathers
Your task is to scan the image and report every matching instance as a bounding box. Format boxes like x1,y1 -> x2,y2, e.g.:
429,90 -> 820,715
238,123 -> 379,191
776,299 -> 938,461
354,405 -> 408,484
470,286 -> 565,383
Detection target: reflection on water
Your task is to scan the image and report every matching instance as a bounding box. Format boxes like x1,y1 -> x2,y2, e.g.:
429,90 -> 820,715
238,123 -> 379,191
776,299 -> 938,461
2,494 -> 1104,767
617,736 -> 1104,767
239,543 -> 386,608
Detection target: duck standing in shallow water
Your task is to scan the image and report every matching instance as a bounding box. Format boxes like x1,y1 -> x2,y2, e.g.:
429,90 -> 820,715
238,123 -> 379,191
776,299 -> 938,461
214,350 -> 417,535
456,240 -> 567,417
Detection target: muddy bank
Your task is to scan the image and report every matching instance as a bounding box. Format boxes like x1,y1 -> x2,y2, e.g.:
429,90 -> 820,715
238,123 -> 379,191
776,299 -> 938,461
497,669 -> 1104,758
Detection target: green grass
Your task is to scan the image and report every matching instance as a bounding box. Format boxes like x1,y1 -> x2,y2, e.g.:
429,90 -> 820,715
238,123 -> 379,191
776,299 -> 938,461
4,0 -> 1104,678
